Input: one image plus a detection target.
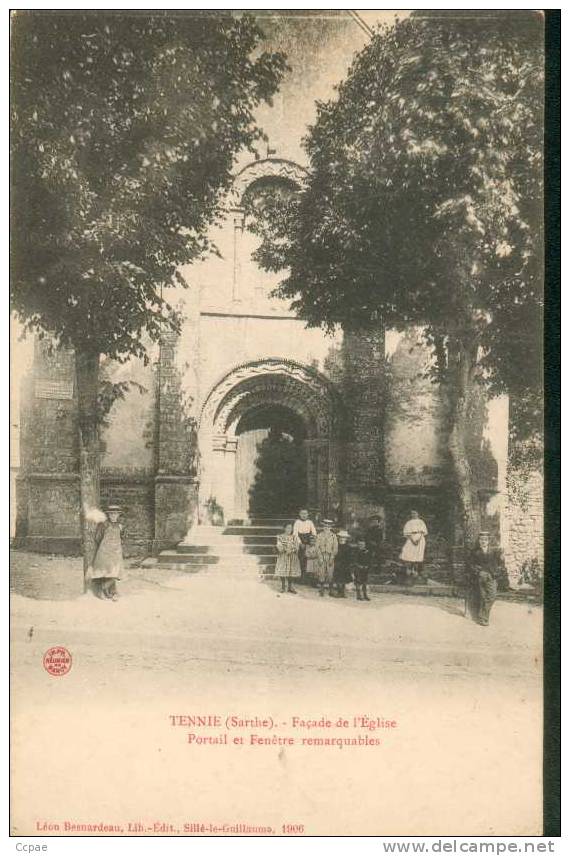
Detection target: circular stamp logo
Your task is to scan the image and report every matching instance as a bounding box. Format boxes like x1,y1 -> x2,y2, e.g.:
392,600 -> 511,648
43,646 -> 72,677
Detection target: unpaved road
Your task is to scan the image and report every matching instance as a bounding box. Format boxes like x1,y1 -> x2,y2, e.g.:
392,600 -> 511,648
10,556 -> 543,836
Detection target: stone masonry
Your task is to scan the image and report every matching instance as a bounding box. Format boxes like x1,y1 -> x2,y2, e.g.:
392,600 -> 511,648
12,12 -> 535,578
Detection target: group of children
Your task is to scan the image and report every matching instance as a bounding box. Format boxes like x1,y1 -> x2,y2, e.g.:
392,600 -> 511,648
275,511 -> 373,601
88,503 -> 429,605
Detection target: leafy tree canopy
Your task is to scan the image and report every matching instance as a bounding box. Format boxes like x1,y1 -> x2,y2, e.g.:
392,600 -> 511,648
11,11 -> 287,359
253,13 -> 543,422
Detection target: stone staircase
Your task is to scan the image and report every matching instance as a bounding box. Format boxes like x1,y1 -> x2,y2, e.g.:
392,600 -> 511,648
157,518 -> 290,577
156,521 -> 476,599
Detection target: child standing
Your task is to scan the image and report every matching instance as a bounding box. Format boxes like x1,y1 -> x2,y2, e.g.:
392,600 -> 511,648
316,519 -> 339,597
293,508 -> 317,578
352,539 -> 371,601
275,524 -> 302,594
331,529 -> 352,598
90,504 -> 124,601
400,509 -> 428,585
306,535 -> 332,597
305,534 -> 327,596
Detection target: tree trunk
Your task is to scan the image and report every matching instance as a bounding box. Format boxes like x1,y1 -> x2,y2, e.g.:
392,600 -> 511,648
447,338 -> 480,548
75,349 -> 101,591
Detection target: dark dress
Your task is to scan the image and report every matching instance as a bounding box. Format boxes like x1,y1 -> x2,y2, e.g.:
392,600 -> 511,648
293,519 -> 317,575
364,525 -> 384,570
467,547 -> 504,625
333,543 -> 353,584
297,531 -> 312,575
351,547 -> 370,584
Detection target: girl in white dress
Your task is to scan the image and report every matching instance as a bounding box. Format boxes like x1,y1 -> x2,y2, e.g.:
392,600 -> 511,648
399,510 -> 428,584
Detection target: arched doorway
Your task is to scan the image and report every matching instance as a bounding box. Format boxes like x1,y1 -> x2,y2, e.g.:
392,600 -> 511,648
198,359 -> 342,524
234,404 -> 307,519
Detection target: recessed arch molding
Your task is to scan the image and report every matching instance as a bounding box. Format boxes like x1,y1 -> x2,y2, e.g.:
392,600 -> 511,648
198,358 -> 343,520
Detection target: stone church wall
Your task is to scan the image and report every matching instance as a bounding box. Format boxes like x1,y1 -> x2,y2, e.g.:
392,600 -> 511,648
16,318 -> 508,562
17,341 -> 162,553
196,314 -> 343,410
15,342 -> 81,551
99,353 -> 157,476
383,329 -> 453,553
503,466 -> 544,586
13,13 -> 523,566
384,329 -> 449,489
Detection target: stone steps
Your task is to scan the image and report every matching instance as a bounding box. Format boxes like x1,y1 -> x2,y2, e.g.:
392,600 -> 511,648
176,543 -> 278,556
228,517 -> 294,527
157,555 -> 268,578
158,516 -> 278,569
223,525 -> 284,537
157,517 -> 312,575
158,550 -> 276,566
180,534 -> 277,546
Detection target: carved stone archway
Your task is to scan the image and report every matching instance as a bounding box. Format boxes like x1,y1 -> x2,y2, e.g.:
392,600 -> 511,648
230,158 -> 307,208
198,359 -> 342,523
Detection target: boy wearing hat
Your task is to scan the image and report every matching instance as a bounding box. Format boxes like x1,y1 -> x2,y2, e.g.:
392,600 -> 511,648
315,519 -> 338,596
90,504 -> 125,600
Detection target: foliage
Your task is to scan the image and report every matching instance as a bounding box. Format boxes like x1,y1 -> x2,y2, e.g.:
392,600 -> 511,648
518,556 -> 543,598
11,11 -> 287,359
97,359 -> 146,427
11,11 -> 287,572
252,13 -> 543,442
508,390 -> 544,470
178,392 -> 199,476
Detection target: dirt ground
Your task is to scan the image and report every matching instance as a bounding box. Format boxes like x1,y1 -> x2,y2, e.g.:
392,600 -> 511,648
10,550 -> 543,837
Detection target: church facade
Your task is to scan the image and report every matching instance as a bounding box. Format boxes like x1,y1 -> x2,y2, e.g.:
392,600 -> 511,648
15,12 -> 526,580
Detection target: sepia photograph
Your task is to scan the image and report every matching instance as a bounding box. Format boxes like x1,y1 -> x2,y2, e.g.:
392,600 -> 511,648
9,7 -> 553,839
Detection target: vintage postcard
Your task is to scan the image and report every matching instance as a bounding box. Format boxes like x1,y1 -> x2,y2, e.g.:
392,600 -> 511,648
10,8 -> 549,838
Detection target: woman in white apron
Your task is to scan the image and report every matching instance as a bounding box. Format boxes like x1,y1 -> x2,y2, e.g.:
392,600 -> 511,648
400,510 -> 428,585
90,505 -> 125,600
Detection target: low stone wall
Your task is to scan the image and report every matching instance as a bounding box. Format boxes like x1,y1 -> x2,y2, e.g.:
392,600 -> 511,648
17,473 -> 158,555
21,474 -> 80,552
154,476 -> 199,553
101,476 -> 156,554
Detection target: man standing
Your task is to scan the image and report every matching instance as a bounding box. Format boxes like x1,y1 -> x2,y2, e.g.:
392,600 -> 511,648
400,510 -> 428,584
293,508 -> 317,578
467,531 -> 505,626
